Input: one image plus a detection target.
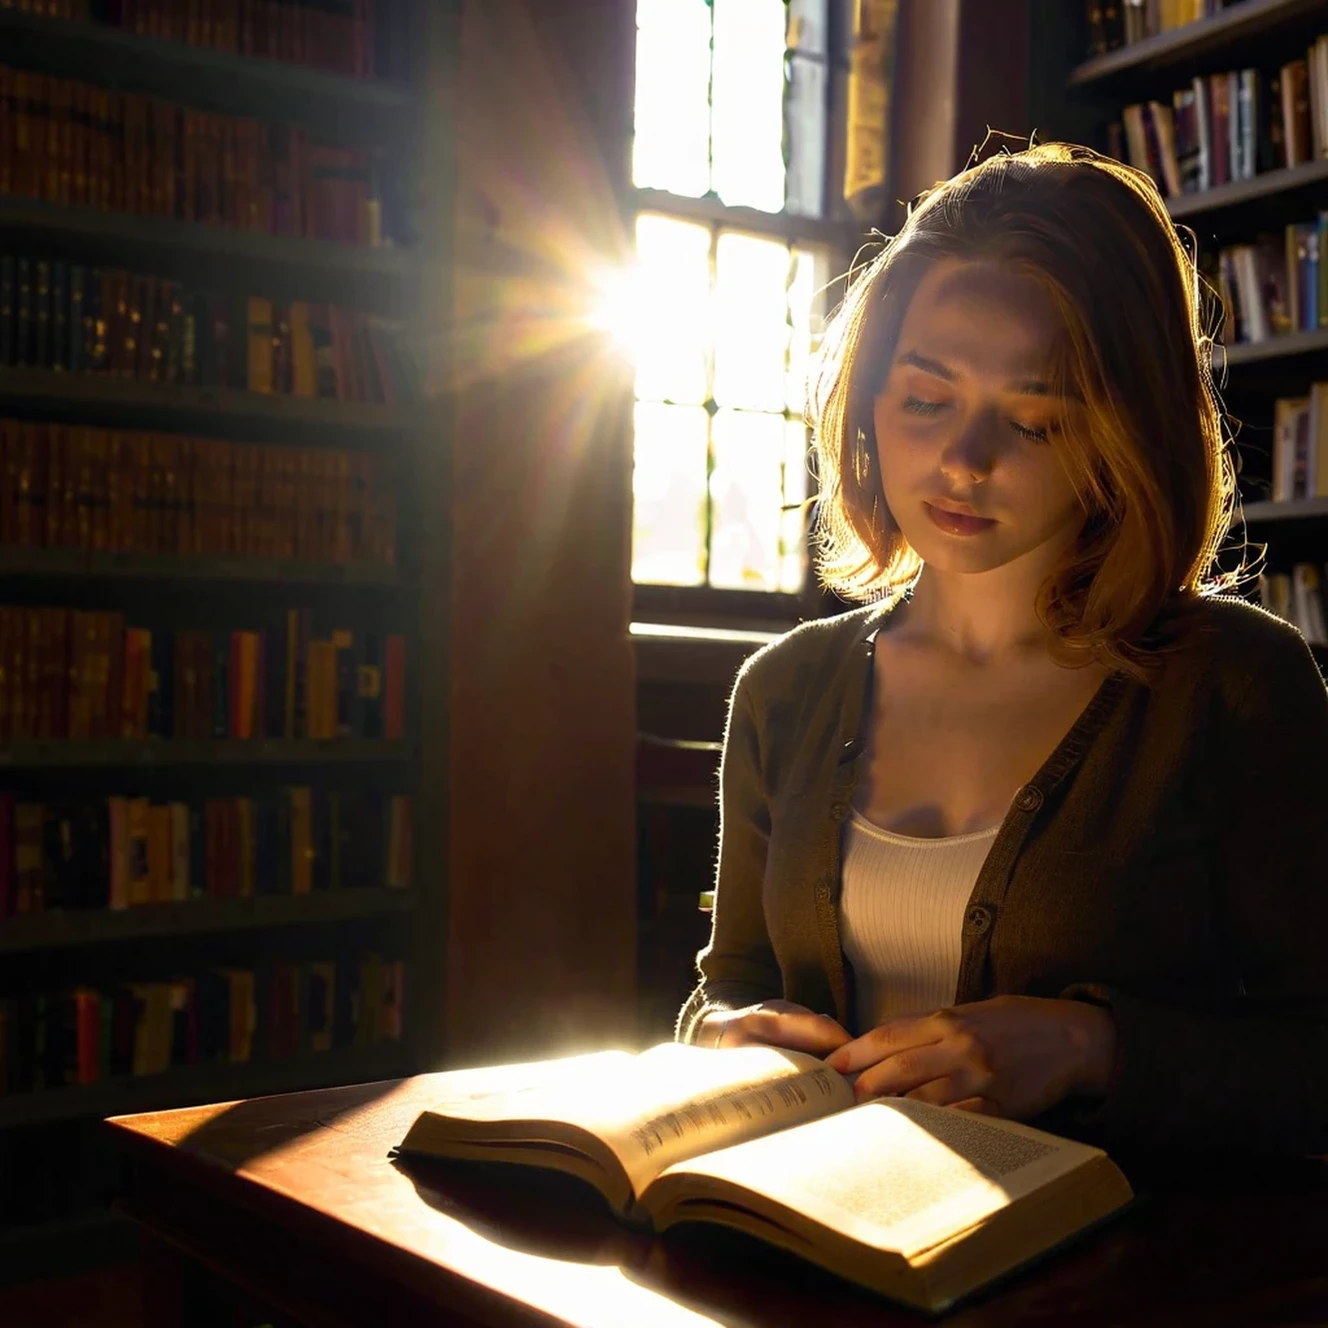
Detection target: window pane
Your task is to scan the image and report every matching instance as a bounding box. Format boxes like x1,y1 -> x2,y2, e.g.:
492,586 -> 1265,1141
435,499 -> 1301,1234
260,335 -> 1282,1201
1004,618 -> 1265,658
634,214 -> 712,406
710,409 -> 807,592
633,0 -> 711,197
779,416 -> 811,593
786,55 -> 827,218
714,232 -> 789,412
788,0 -> 829,54
632,402 -> 710,586
711,0 -> 786,212
787,246 -> 830,413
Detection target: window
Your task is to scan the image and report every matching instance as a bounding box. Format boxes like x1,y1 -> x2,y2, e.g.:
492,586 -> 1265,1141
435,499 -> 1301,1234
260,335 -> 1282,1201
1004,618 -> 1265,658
627,0 -> 856,619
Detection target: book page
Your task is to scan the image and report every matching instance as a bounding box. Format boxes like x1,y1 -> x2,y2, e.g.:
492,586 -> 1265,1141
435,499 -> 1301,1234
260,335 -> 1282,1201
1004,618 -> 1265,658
421,1043 -> 855,1195
412,1050 -> 634,1111
654,1097 -> 1105,1259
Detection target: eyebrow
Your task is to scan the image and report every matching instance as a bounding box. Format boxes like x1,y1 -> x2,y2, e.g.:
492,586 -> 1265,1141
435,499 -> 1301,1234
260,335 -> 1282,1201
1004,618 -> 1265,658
896,350 -> 1053,398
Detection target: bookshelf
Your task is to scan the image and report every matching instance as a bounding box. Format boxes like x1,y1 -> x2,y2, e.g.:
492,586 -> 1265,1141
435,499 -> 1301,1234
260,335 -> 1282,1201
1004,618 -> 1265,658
0,0 -> 453,1281
0,365 -> 412,438
0,196 -> 417,309
1221,324 -> 1328,363
0,547 -> 406,588
0,6 -> 415,134
1243,494 -> 1328,519
0,886 -> 416,956
0,1039 -> 411,1130
1067,0 -> 1328,87
1036,0 -> 1328,645
0,739 -> 411,769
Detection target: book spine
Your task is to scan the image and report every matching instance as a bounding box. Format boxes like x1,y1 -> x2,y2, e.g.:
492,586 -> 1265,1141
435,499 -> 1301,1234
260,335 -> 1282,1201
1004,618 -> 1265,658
1318,212 -> 1328,329
384,632 -> 404,740
0,254 -> 14,367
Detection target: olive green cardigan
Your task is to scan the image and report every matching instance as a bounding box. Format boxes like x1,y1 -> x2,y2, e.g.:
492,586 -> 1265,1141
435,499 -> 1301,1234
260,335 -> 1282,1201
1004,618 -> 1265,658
676,595 -> 1328,1156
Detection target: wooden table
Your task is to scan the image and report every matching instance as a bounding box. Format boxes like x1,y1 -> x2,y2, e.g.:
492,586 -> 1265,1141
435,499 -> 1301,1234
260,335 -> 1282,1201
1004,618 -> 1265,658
105,1072 -> 1328,1327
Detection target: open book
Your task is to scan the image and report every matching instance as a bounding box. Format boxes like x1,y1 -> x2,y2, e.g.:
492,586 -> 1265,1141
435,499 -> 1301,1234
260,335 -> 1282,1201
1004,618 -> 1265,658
395,1043 -> 1134,1314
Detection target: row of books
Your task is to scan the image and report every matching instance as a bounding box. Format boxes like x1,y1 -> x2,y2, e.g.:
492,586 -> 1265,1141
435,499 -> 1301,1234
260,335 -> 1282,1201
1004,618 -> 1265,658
1261,565 -> 1328,647
0,66 -> 405,245
0,253 -> 413,402
0,788 -> 412,917
0,607 -> 407,741
0,954 -> 406,1096
1086,0 -> 1232,54
2,422 -> 398,564
1212,215 -> 1328,346
9,0 -> 414,82
1112,46 -> 1328,199
1268,385 -> 1328,502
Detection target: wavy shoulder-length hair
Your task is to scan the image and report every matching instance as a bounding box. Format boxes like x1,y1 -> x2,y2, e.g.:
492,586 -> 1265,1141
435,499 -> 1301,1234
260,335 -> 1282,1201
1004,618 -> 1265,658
809,141 -> 1240,680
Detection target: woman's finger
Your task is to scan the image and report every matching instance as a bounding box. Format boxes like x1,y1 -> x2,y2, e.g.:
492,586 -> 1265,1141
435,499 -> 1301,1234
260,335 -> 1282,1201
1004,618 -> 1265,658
949,1096 -> 999,1114
719,1008 -> 849,1055
752,1008 -> 851,1054
903,1077 -> 973,1107
852,1042 -> 974,1101
825,1013 -> 946,1074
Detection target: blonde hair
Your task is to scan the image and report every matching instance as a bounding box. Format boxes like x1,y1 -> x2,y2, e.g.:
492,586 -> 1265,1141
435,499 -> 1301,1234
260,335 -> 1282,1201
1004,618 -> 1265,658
809,141 -> 1241,680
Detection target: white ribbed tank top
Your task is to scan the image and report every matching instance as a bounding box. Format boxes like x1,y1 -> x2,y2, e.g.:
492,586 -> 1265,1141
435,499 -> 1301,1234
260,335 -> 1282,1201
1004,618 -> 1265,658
839,809 -> 1000,1032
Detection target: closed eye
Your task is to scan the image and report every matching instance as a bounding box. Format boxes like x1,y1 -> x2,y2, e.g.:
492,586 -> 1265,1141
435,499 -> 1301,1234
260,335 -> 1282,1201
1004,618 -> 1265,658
1010,420 -> 1050,442
902,395 -> 947,417
905,394 -> 1057,443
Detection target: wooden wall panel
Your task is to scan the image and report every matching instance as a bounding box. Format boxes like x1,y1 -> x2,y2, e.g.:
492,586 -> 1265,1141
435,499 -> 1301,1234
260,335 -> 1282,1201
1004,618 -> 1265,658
889,0 -> 1030,222
445,0 -> 639,1064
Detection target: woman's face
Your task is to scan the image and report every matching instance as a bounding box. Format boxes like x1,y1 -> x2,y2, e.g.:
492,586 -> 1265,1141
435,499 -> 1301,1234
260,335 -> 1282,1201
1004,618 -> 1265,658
872,259 -> 1087,575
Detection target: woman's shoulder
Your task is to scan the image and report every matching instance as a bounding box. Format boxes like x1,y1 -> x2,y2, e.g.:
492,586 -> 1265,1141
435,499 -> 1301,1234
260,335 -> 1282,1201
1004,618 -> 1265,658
734,602 -> 886,704
1155,592 -> 1323,700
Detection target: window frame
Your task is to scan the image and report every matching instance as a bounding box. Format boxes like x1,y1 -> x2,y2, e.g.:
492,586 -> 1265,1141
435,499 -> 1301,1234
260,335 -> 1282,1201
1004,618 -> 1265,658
628,1 -> 866,629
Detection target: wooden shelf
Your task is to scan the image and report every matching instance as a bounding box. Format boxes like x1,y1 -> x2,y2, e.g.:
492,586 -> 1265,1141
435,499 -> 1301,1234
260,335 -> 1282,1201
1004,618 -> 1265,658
0,1040 -> 411,1129
0,547 -> 402,589
0,8 -> 415,141
0,888 -> 416,956
0,196 -> 420,310
1221,327 -> 1328,367
0,739 -> 412,770
1068,0 -> 1328,87
1239,497 -> 1328,523
0,367 -> 411,441
1167,158 -> 1328,223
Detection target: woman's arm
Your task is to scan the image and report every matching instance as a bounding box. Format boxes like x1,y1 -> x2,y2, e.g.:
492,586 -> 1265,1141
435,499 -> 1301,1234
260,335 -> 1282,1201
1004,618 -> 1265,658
1065,624 -> 1328,1154
675,669 -> 783,1044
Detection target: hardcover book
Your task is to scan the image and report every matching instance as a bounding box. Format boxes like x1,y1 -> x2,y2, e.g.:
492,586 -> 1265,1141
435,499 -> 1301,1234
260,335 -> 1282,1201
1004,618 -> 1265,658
397,1044 -> 1134,1315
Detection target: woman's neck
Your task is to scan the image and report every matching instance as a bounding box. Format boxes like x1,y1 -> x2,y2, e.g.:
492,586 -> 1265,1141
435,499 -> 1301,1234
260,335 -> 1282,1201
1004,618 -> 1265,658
894,556 -> 1062,667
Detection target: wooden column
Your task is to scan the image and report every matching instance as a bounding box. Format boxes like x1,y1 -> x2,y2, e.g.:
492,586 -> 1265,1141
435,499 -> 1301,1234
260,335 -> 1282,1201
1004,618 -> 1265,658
443,0 -> 639,1063
889,0 -> 1031,220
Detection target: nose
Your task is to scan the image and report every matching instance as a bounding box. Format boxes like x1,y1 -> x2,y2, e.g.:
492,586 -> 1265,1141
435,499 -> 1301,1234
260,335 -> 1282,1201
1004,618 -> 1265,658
937,408 -> 998,487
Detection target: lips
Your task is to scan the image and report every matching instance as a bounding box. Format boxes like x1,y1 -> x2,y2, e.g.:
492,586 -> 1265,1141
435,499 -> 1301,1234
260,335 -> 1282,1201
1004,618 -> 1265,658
923,501 -> 997,537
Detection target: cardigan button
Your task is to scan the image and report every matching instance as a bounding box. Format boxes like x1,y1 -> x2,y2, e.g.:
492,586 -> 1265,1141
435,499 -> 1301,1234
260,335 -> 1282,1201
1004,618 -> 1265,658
830,802 -> 849,821
964,904 -> 993,936
1014,784 -> 1044,813
814,883 -> 833,905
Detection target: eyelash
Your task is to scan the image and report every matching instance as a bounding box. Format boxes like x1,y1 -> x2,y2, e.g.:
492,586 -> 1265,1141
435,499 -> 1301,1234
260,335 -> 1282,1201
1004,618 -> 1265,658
901,396 -> 1053,444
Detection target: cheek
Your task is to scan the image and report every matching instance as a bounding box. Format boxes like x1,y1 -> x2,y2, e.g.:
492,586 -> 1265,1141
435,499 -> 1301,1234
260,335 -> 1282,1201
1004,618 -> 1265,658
871,405 -> 930,484
1027,451 -> 1085,520
995,439 -> 1079,509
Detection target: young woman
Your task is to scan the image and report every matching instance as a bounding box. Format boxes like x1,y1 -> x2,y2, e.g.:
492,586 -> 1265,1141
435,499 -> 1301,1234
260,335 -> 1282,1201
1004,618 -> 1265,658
676,142 -> 1328,1157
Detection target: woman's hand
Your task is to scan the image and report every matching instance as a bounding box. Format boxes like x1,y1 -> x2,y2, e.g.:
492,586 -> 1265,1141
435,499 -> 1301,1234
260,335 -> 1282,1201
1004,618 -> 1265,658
823,995 -> 1116,1119
697,1000 -> 852,1057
